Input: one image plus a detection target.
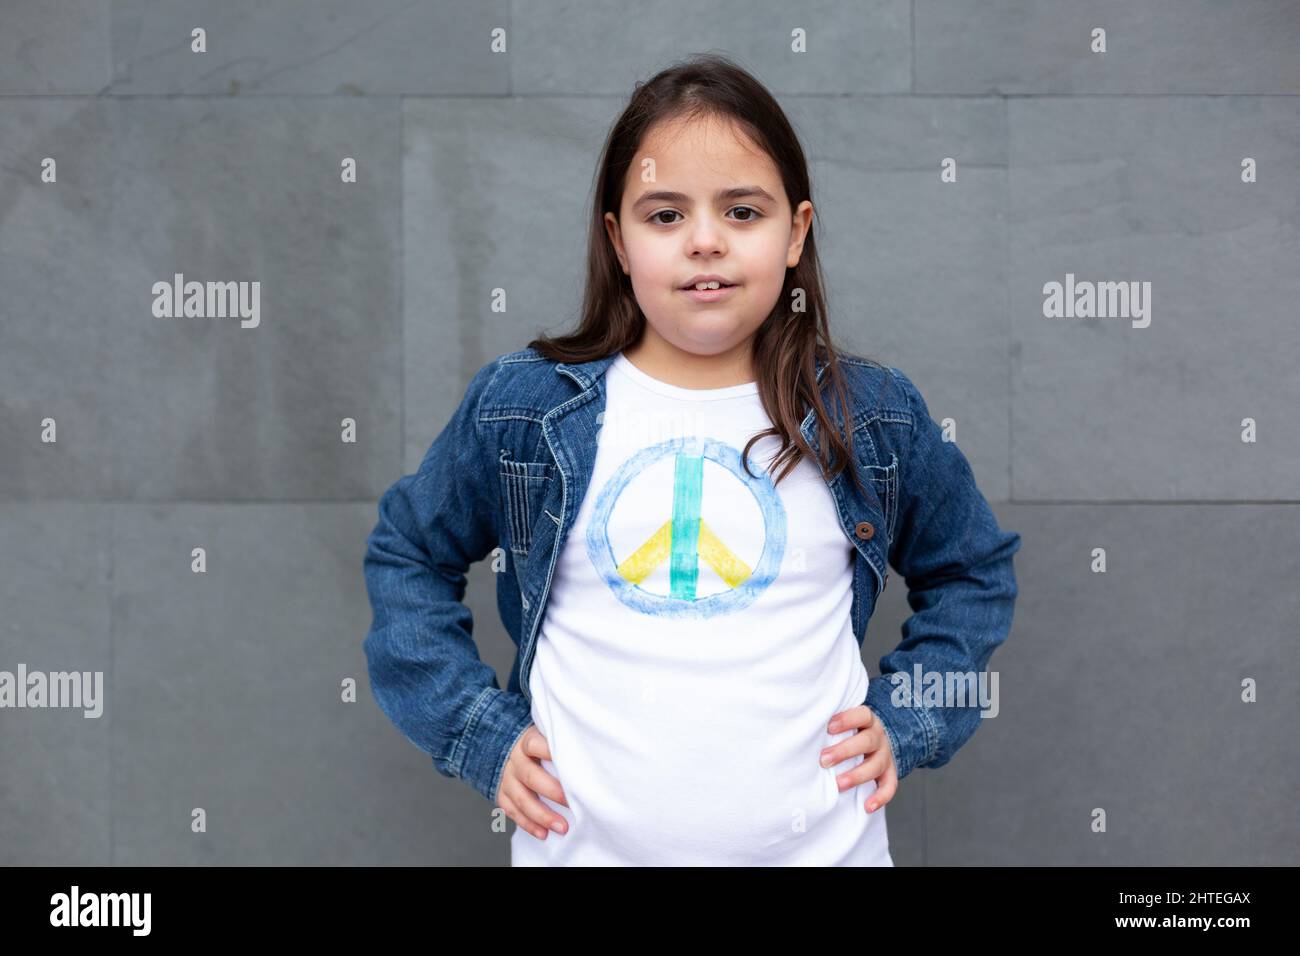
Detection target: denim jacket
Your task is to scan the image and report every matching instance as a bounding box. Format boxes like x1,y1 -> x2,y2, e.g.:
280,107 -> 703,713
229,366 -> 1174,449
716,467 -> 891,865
363,346 -> 1021,805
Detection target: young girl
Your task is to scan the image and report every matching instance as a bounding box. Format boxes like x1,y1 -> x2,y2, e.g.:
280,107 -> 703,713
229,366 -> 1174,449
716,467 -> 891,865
364,53 -> 1021,866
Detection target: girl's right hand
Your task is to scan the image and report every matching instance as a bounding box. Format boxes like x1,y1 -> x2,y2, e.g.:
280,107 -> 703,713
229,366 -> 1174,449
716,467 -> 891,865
494,724 -> 570,839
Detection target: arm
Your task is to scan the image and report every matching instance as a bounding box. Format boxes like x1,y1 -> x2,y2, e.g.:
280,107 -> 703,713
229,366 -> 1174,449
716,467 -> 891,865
865,367 -> 1021,780
362,357 -> 533,804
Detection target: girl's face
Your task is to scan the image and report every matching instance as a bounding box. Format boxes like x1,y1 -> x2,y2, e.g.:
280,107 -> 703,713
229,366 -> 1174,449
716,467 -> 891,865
604,114 -> 813,370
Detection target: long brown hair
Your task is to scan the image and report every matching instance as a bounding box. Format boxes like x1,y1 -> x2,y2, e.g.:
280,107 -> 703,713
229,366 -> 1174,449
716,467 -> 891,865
528,52 -> 877,496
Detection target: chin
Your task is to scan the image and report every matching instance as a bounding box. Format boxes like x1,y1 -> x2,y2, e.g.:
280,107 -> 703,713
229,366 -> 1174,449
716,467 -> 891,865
671,329 -> 755,355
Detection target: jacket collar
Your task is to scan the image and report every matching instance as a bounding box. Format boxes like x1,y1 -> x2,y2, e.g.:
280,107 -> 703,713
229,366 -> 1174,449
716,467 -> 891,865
553,353 -> 618,392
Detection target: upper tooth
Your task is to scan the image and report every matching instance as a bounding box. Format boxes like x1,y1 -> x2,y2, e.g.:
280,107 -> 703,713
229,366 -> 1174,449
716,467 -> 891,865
694,281 -> 722,290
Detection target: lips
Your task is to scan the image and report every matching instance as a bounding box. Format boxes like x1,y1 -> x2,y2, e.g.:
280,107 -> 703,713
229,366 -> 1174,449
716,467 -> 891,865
680,283 -> 739,302
680,275 -> 737,290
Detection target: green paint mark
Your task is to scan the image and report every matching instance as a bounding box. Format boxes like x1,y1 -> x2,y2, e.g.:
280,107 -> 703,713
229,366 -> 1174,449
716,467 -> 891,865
669,452 -> 703,599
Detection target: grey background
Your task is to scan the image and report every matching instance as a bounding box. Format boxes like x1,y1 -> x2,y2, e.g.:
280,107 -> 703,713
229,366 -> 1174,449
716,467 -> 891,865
1,0 -> 1296,866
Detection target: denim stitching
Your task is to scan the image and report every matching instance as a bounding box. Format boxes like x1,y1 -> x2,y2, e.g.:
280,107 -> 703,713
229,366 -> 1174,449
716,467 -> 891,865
914,701 -> 941,768
499,460 -> 554,556
877,452 -> 900,539
853,424 -> 879,464
854,410 -> 912,430
451,684 -> 496,781
481,411 -> 546,425
499,464 -> 529,554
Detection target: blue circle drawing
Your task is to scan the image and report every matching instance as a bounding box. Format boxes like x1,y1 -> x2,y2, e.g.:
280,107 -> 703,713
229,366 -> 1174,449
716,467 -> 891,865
585,435 -> 786,618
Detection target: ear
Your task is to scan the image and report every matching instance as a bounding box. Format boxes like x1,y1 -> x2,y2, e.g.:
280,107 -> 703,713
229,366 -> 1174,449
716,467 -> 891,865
604,211 -> 630,274
786,200 -> 814,269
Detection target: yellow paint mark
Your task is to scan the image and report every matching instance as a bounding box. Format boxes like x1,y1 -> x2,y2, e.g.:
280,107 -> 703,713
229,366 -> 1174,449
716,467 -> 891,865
618,519 -> 673,584
697,519 -> 751,587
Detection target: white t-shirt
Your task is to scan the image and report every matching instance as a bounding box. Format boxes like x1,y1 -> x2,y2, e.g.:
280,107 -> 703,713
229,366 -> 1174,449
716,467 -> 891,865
510,351 -> 893,866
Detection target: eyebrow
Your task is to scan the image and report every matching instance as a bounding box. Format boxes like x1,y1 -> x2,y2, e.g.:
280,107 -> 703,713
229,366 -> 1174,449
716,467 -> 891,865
631,185 -> 778,210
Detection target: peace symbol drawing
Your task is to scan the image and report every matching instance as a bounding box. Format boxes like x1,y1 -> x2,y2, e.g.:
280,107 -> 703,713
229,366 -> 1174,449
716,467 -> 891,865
585,435 -> 787,618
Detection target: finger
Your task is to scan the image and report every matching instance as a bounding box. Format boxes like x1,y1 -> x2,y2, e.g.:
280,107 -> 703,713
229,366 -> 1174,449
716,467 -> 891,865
866,761 -> 899,813
820,728 -> 872,768
521,758 -> 570,809
499,788 -> 548,840
518,729 -> 568,808
504,784 -> 556,839
523,726 -> 549,760
514,778 -> 568,836
828,704 -> 875,733
837,748 -> 890,791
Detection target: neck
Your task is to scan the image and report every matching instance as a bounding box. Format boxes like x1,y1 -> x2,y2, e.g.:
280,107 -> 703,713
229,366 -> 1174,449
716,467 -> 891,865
622,332 -> 756,390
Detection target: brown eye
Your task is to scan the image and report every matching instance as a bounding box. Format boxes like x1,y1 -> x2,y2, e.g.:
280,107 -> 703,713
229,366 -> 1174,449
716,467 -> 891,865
730,206 -> 761,222
650,210 -> 681,225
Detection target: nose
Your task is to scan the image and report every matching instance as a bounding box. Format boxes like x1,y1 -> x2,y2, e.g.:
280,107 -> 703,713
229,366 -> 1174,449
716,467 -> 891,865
685,213 -> 727,257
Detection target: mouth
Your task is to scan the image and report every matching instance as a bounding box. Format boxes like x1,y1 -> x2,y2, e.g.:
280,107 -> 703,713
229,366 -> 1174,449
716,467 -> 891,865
680,280 -> 739,302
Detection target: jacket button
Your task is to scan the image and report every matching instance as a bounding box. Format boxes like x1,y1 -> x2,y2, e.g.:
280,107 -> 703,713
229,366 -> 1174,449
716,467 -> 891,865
854,520 -> 875,540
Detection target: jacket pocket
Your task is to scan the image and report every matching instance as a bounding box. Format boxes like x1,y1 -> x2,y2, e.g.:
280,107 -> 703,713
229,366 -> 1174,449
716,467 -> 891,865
499,455 -> 555,558
864,452 -> 899,544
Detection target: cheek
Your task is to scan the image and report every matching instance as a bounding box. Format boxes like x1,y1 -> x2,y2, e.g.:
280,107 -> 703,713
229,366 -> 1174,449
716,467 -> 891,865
740,255 -> 791,309
623,233 -> 673,281
740,231 -> 794,283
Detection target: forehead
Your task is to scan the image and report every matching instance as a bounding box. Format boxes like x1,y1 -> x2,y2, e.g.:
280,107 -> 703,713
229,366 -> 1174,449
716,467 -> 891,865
630,114 -> 782,194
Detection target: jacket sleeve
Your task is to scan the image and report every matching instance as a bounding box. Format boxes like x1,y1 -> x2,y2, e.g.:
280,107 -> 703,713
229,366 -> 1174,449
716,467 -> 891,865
864,367 -> 1021,781
362,356 -> 534,804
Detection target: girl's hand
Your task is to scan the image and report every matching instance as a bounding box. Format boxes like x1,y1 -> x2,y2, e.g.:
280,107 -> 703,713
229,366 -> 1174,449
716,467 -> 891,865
494,724 -> 570,839
820,705 -> 898,813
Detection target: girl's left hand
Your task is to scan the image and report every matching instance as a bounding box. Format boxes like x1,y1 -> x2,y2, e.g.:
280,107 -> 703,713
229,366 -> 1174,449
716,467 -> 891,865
820,705 -> 898,813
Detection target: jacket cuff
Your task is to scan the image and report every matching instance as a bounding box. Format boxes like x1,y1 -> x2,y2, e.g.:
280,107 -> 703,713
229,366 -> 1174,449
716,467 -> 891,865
866,674 -> 938,780
452,685 -> 535,804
